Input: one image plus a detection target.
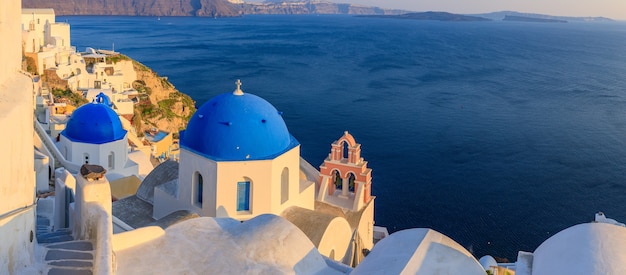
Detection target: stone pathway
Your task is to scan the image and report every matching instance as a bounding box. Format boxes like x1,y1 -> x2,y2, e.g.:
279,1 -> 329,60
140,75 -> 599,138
37,215 -> 94,275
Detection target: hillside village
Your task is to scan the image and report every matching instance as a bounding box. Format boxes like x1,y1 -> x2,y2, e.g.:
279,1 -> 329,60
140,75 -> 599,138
4,5 -> 626,275
23,8 -> 195,164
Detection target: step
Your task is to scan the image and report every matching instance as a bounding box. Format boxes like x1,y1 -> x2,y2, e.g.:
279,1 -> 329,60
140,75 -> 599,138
48,267 -> 93,275
38,230 -> 72,238
37,228 -> 52,235
37,216 -> 50,224
38,235 -> 75,244
49,260 -> 93,268
45,250 -> 93,261
47,241 -> 93,251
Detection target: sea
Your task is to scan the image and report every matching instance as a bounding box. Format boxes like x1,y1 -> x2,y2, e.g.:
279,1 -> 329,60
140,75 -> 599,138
61,14 -> 626,260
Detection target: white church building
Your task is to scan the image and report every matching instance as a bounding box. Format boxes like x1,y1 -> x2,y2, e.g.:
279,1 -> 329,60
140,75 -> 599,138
155,81 -> 312,219
129,81 -> 376,264
57,92 -> 139,181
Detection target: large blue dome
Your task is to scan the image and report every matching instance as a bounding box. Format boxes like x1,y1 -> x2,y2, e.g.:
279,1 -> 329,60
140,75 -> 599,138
61,100 -> 127,144
180,89 -> 298,161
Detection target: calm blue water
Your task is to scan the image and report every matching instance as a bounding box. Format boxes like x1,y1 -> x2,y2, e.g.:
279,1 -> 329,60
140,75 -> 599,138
62,15 -> 626,260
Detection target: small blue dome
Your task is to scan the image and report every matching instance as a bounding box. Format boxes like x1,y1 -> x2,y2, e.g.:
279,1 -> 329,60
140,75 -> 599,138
180,90 -> 298,161
95,92 -> 112,107
62,101 -> 127,144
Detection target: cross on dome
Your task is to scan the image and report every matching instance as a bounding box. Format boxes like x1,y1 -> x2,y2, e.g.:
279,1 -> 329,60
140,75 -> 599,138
233,79 -> 244,96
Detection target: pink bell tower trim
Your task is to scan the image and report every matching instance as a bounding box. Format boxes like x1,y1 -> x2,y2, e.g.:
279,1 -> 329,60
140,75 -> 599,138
319,131 -> 372,210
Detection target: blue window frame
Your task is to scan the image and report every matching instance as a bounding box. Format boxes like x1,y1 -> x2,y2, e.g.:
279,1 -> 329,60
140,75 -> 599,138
237,181 -> 250,211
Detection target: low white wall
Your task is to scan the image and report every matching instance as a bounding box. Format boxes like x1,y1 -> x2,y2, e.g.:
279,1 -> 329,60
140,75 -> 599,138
73,171 -> 114,274
112,226 -> 165,252
86,202 -> 114,275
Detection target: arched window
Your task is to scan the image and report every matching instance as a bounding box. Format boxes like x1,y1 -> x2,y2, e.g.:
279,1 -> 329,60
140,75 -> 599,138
281,167 -> 289,204
237,179 -> 251,212
83,153 -> 89,164
194,172 -> 203,207
343,141 -> 349,159
108,151 -> 115,170
348,173 -> 356,192
333,170 -> 342,190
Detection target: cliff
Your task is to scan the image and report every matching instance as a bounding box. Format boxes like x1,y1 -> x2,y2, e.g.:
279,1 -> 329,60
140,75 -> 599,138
33,54 -> 197,137
129,57 -> 196,136
473,11 -> 613,22
23,0 -> 241,17
241,2 -> 402,15
22,0 -> 406,16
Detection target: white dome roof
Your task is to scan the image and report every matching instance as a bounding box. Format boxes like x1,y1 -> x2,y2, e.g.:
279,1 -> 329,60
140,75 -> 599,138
114,215 -> 342,274
353,228 -> 485,275
479,255 -> 498,271
533,222 -> 626,274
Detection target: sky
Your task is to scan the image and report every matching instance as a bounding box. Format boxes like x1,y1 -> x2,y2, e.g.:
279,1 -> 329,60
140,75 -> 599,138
252,0 -> 626,20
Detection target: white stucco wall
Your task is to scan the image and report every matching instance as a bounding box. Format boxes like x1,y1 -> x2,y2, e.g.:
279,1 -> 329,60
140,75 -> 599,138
0,2 -> 37,273
0,208 -> 36,273
176,148 -> 218,216
214,158 -> 274,219
34,150 -> 50,192
268,145 -> 315,213
58,135 -> 138,180
317,217 -> 352,262
175,145 -> 314,221
22,30 -> 40,53
83,60 -> 136,92
20,9 -> 55,49
356,199 -> 375,250
48,22 -> 70,49
35,50 -> 56,75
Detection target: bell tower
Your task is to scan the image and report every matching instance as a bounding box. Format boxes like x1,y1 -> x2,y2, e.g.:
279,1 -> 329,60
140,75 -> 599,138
318,131 -> 372,211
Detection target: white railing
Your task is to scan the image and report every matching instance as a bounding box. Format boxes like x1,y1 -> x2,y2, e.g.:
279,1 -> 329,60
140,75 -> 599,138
299,157 -> 320,182
33,120 -> 80,174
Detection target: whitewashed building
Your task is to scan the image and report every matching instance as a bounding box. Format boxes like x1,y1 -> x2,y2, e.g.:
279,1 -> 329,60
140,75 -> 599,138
57,93 -> 139,181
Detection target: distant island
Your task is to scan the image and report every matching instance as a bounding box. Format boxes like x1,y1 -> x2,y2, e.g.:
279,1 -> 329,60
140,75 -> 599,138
472,11 -> 613,22
503,15 -> 567,23
359,11 -> 491,22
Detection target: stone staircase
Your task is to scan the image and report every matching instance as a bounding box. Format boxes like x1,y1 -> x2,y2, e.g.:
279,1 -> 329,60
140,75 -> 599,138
37,215 -> 94,275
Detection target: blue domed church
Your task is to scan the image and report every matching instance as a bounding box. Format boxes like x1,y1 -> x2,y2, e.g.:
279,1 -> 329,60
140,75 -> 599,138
153,81 -> 316,220
140,81 -> 375,265
58,93 -> 139,180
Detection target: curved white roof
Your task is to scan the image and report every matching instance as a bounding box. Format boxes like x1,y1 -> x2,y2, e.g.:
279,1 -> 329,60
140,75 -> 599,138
352,228 -> 485,275
479,255 -> 498,271
533,222 -> 626,275
115,214 -> 345,274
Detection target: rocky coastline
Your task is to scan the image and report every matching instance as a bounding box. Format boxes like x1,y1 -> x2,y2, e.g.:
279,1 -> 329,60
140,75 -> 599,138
22,0 -> 407,17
